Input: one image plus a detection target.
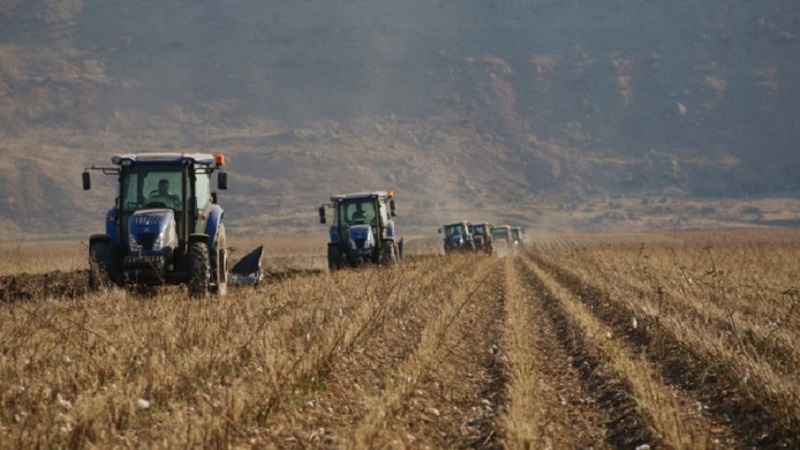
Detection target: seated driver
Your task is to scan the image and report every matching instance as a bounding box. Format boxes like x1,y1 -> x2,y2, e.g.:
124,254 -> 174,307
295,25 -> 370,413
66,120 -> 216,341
350,203 -> 368,224
150,179 -> 180,209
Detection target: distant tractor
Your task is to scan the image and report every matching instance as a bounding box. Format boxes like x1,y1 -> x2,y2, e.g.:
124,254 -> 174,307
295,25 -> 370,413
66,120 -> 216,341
491,225 -> 512,251
439,221 -> 476,254
318,191 -> 402,270
511,226 -> 525,247
471,222 -> 495,254
82,153 -> 231,297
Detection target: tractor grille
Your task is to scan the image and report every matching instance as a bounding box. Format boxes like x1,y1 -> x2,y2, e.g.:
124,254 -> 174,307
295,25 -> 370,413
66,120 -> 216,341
354,238 -> 366,249
136,233 -> 155,250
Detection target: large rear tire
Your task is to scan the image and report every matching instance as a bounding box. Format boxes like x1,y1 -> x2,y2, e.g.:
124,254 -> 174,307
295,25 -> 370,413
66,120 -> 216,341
89,241 -> 115,291
211,226 -> 228,296
188,241 -> 210,298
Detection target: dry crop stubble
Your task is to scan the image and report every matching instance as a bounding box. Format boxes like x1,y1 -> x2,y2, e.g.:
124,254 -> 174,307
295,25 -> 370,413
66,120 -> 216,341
260,253 -> 480,446
344,254 -> 504,449
2,229 -> 800,448
261,253 -> 506,449
526,253 -> 738,448
527,229 -> 800,448
1,270 -> 355,447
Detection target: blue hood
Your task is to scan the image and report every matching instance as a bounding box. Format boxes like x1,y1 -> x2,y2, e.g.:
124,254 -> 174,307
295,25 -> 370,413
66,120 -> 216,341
128,209 -> 177,254
349,224 -> 374,251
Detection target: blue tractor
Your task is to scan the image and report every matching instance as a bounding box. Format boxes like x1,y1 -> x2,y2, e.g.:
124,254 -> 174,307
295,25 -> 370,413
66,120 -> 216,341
82,153 -> 231,297
318,191 -> 402,270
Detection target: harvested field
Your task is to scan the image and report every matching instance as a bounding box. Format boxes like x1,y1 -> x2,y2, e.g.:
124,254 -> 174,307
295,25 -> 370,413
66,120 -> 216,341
1,230 -> 799,448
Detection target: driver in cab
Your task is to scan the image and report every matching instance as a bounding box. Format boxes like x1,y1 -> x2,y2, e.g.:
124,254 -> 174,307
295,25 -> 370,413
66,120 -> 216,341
150,179 -> 180,209
350,203 -> 369,224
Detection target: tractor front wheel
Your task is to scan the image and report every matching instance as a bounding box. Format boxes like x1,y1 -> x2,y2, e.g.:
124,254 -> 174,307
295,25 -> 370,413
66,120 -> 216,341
211,226 -> 228,296
89,241 -> 115,291
188,241 -> 210,298
328,244 -> 343,271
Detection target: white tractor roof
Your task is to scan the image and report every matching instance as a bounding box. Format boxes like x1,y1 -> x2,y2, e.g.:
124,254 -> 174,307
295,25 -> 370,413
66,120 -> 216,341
330,191 -> 392,202
111,153 -> 217,165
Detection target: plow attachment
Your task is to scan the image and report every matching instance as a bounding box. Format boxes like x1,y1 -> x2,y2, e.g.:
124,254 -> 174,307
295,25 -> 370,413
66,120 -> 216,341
228,245 -> 264,287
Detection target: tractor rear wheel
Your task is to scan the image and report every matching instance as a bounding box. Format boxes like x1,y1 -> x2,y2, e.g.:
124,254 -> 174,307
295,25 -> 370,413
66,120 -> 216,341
188,241 -> 210,298
89,241 -> 115,291
381,240 -> 399,267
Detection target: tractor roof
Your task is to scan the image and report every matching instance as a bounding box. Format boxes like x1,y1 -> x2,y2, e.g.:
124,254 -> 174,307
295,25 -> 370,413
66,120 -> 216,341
111,153 -> 218,166
330,191 -> 393,202
443,221 -> 470,227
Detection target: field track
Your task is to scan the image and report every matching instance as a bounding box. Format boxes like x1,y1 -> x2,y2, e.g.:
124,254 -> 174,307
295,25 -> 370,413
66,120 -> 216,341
1,230 -> 799,448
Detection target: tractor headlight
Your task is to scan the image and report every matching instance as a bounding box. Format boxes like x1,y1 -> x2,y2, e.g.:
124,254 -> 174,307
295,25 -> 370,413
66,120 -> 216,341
366,231 -> 375,248
129,232 -> 141,250
153,222 -> 177,251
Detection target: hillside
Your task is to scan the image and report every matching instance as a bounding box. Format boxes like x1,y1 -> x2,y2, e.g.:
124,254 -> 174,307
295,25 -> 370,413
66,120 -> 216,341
1,0 -> 800,238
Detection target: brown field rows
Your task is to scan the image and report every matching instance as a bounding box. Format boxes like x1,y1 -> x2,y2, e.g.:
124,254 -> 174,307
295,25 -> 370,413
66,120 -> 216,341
1,230 -> 799,448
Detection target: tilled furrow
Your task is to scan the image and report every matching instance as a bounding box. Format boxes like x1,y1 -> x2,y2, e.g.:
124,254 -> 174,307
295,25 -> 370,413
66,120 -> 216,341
517,257 -> 661,449
259,255 -> 491,448
565,253 -> 800,378
339,256 -> 504,449
528,251 -> 799,448
498,257 -> 609,449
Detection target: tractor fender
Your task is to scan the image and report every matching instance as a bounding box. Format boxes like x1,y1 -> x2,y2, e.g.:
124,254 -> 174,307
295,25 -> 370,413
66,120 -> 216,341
104,208 -> 119,245
329,225 -> 339,244
188,233 -> 210,248
385,219 -> 395,239
204,205 -> 224,249
90,234 -> 113,246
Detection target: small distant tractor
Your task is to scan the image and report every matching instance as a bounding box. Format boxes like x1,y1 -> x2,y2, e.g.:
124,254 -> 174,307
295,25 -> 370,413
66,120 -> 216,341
491,224 -> 512,248
439,221 -> 475,254
318,191 -> 402,270
82,153 -> 245,297
471,222 -> 495,254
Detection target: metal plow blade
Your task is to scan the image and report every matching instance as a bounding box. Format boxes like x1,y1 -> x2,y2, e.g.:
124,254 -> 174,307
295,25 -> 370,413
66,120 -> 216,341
228,245 -> 264,286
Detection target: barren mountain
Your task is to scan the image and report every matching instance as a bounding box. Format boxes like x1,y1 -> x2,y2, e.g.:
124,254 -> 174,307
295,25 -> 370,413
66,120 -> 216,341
1,0 -> 799,238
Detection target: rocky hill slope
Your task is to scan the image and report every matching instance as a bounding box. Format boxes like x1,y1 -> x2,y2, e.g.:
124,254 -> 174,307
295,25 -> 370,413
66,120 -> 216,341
1,0 -> 799,238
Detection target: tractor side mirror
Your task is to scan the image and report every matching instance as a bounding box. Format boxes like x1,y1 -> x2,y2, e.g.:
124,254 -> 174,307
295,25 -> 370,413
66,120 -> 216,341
211,192 -> 218,204
390,199 -> 396,216
437,227 -> 442,234
218,172 -> 229,190
318,206 -> 326,224
82,172 -> 91,190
